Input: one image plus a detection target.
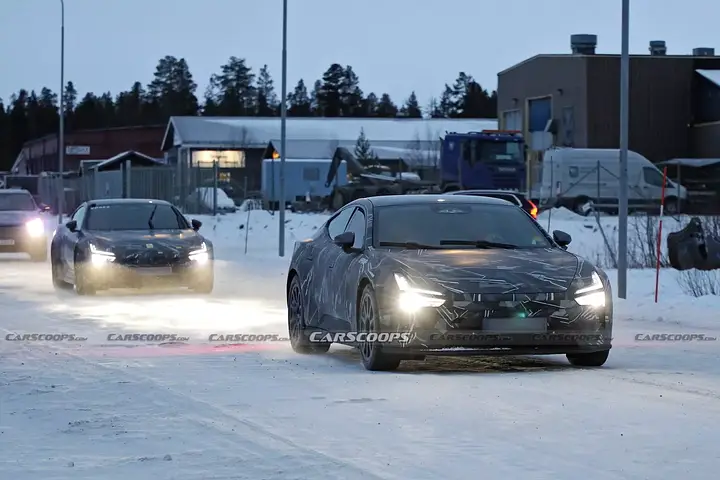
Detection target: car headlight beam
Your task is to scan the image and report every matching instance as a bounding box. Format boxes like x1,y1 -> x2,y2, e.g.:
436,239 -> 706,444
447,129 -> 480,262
25,218 -> 44,238
89,243 -> 115,264
394,273 -> 445,312
574,272 -> 605,307
189,242 -> 209,264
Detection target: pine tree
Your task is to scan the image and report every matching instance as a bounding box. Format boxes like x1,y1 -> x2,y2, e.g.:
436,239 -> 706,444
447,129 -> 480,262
318,63 -> 345,116
375,93 -> 398,117
354,128 -> 376,164
400,91 -> 422,118
256,64 -> 278,116
287,79 -> 312,116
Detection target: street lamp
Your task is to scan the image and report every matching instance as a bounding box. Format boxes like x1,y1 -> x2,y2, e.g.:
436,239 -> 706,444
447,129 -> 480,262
58,0 -> 65,224
278,0 -> 288,256
617,0 -> 630,298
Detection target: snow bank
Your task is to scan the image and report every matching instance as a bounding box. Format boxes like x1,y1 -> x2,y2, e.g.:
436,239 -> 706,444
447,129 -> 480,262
187,187 -> 236,209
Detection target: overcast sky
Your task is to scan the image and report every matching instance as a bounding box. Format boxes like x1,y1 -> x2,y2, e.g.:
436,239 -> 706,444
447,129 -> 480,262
1,0 -> 718,107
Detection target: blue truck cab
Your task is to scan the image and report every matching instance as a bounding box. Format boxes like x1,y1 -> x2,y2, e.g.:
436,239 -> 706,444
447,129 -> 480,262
439,130 -> 526,192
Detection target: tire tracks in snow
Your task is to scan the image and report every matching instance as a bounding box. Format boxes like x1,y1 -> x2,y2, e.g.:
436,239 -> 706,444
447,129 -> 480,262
2,333 -> 390,480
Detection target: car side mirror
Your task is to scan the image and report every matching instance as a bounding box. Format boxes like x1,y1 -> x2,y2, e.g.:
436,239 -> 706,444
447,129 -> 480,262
333,231 -> 356,251
39,203 -> 51,212
553,230 -> 571,248
191,219 -> 202,231
65,220 -> 77,232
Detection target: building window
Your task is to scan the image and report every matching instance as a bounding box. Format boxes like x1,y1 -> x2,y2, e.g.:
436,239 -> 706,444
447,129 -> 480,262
303,167 -> 320,181
191,150 -> 245,168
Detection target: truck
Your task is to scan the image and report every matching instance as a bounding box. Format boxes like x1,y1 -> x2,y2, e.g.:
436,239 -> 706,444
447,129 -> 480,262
439,130 -> 526,192
323,130 -> 527,210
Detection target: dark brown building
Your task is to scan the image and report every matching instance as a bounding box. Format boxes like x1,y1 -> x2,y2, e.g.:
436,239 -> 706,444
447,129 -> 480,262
497,35 -> 720,163
12,124 -> 167,174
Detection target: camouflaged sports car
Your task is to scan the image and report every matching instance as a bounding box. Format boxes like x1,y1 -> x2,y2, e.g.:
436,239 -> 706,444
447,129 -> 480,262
286,194 -> 613,371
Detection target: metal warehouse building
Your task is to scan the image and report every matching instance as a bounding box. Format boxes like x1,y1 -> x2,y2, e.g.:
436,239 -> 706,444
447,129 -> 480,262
497,34 -> 720,165
160,116 -> 498,191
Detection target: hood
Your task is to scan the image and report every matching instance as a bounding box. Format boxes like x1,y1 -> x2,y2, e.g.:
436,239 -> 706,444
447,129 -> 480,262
87,230 -> 205,255
0,210 -> 37,226
381,248 -> 581,294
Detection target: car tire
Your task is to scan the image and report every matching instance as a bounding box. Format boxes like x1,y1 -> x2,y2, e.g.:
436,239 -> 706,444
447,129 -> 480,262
191,272 -> 214,294
358,284 -> 401,371
566,349 -> 610,367
51,253 -> 69,289
73,255 -> 96,296
287,274 -> 330,354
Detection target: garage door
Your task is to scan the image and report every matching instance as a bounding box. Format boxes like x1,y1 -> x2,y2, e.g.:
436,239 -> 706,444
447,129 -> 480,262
503,110 -> 522,131
528,97 -> 552,132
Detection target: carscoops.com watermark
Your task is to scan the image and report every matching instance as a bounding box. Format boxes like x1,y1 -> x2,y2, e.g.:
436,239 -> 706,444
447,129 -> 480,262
208,334 -> 289,342
4,333 -> 88,342
634,333 -> 717,342
106,333 -> 190,342
309,332 -> 414,343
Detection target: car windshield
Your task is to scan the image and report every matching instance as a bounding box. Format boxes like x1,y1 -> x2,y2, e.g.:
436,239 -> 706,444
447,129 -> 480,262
85,204 -> 188,230
375,202 -> 551,249
0,193 -> 36,211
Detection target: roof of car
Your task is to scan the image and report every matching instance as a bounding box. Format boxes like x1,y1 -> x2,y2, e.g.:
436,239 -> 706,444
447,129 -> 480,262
87,198 -> 172,206
366,194 -> 515,207
446,190 -> 525,197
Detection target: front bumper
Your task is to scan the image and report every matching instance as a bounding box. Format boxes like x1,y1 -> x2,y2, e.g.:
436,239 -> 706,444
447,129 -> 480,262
375,291 -> 613,355
83,258 -> 213,288
0,225 -> 47,254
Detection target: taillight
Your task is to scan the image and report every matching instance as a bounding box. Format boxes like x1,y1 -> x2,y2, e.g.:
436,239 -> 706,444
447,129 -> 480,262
528,200 -> 538,219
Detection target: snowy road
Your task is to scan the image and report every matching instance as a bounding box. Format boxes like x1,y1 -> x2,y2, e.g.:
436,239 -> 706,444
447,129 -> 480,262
2,253 -> 720,480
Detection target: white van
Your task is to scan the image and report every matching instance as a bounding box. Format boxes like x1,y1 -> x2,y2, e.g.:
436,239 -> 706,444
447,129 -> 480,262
535,148 -> 687,215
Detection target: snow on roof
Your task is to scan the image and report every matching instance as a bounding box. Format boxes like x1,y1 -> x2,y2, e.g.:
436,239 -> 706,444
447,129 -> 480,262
267,139 -> 436,163
162,116 -> 498,152
94,151 -> 164,171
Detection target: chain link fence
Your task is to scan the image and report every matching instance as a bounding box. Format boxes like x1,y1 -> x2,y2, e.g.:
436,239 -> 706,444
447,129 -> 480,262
7,162 -> 258,216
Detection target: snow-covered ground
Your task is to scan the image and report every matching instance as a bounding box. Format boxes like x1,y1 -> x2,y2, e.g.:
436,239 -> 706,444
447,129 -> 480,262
1,208 -> 720,479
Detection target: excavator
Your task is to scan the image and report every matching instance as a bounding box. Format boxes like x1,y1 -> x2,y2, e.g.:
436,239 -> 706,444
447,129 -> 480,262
323,147 -> 439,210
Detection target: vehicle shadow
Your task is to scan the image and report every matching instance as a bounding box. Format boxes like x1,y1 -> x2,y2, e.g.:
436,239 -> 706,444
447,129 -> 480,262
326,347 -> 581,374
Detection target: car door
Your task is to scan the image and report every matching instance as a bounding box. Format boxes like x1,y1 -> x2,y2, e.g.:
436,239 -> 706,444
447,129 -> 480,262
61,204 -> 87,272
310,207 -> 355,330
328,207 -> 367,331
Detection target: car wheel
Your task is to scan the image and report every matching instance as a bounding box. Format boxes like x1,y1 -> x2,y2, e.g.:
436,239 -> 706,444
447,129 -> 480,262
358,284 -> 401,371
287,275 -> 330,354
566,349 -> 610,367
51,254 -> 69,289
73,256 -> 96,296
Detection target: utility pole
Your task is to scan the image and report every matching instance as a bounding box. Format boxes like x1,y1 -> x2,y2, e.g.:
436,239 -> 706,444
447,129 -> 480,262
58,0 -> 65,224
278,0 -> 288,256
617,0 -> 630,298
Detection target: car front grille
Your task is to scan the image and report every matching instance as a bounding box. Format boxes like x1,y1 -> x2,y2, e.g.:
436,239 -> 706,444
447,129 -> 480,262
118,249 -> 183,267
0,225 -> 23,238
443,294 -> 572,330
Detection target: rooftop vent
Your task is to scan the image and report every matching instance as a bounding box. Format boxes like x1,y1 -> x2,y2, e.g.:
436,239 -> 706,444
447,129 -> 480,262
570,34 -> 597,55
693,47 -> 715,56
649,40 -> 667,56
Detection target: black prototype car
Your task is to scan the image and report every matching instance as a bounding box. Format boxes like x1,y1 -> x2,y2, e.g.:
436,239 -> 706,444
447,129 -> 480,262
0,188 -> 49,261
50,199 -> 214,295
286,195 -> 613,371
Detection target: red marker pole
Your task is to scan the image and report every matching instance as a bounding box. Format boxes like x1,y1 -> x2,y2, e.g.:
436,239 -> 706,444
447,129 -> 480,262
654,166 -> 668,303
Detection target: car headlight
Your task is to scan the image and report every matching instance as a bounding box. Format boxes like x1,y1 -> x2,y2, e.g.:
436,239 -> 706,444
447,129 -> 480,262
89,243 -> 115,264
189,242 -> 209,264
25,218 -> 44,237
394,273 -> 445,312
574,271 -> 605,307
